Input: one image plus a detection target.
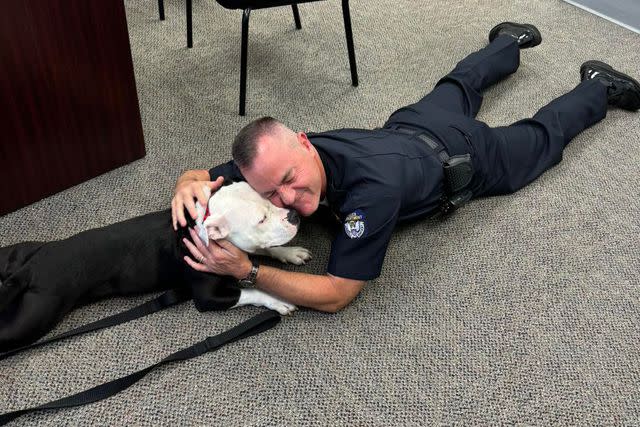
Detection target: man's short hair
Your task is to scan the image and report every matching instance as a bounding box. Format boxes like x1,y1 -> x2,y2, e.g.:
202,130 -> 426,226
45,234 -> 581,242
232,116 -> 283,169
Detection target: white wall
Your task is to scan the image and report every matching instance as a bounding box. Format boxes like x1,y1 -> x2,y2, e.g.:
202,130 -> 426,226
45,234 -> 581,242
563,0 -> 640,34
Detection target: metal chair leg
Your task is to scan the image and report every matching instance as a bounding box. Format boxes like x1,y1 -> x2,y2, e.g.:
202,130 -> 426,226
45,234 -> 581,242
187,0 -> 193,48
158,0 -> 165,20
239,8 -> 251,116
341,0 -> 358,86
292,4 -> 302,29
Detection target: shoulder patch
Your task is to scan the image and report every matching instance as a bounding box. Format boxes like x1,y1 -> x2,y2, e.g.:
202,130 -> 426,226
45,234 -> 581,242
344,210 -> 366,239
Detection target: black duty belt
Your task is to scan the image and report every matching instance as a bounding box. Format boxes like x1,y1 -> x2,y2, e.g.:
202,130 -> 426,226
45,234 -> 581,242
392,125 -> 474,217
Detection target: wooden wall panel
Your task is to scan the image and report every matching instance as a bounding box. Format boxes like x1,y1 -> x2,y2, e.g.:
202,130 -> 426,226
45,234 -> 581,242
0,0 -> 145,215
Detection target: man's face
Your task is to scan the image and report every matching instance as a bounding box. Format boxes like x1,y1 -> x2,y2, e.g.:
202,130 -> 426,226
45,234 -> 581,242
241,129 -> 324,217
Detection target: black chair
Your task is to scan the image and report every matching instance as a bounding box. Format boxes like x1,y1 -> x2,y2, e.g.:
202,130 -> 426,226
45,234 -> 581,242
157,0 -> 358,115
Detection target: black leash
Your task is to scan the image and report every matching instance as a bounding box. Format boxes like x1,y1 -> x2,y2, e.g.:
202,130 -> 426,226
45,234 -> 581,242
0,289 -> 281,425
0,288 -> 191,361
0,310 -> 280,426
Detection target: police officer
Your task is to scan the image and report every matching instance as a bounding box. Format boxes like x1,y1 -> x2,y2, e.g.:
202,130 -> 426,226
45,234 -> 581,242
172,22 -> 640,313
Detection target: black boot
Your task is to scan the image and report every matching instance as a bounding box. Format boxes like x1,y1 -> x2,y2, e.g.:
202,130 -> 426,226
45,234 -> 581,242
581,60 -> 640,111
489,22 -> 542,49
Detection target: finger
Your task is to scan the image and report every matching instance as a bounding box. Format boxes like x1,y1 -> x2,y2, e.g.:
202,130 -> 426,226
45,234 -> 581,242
196,181 -> 213,208
197,178 -> 223,207
182,237 -> 205,261
171,199 -> 177,231
207,238 -> 226,253
214,239 -> 235,252
196,190 -> 209,209
214,239 -> 242,257
184,256 -> 209,272
209,237 -> 228,249
171,200 -> 176,230
182,196 -> 198,222
208,176 -> 224,191
189,228 -> 212,256
175,196 -> 188,228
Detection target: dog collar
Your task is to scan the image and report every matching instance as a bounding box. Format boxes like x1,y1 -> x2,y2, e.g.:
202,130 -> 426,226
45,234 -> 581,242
202,205 -> 211,222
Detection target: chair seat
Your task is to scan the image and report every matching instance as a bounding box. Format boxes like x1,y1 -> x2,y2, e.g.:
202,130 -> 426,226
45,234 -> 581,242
159,0 -> 358,114
216,0 -> 323,10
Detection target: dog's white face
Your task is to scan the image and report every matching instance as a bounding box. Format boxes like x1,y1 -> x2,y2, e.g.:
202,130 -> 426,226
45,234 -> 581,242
202,182 -> 300,253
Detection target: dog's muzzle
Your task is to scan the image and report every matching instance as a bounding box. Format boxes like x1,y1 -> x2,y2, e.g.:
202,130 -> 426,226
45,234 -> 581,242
286,210 -> 300,226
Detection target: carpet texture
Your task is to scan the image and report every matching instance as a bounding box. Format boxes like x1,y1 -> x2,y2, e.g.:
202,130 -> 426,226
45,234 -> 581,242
1,0 -> 639,425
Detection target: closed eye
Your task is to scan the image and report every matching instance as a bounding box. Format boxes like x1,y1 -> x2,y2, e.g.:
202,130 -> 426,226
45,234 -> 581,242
258,215 -> 267,224
264,172 -> 294,200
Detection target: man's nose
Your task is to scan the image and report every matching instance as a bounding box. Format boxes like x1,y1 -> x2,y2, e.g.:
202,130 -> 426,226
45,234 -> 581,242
279,187 -> 296,206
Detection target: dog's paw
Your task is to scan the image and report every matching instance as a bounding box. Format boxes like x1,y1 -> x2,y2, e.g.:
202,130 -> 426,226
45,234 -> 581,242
268,246 -> 312,265
236,289 -> 297,315
266,299 -> 298,316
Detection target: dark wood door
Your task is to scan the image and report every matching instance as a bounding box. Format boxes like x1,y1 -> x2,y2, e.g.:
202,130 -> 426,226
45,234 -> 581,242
0,0 -> 145,216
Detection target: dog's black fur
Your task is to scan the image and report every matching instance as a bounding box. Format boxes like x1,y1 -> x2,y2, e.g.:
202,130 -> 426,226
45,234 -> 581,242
0,208 -> 241,353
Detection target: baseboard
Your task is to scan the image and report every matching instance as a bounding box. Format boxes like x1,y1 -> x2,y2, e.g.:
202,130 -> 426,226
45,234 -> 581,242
562,0 -> 640,34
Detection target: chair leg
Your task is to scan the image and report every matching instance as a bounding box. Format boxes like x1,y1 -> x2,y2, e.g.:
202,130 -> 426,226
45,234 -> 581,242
341,0 -> 358,87
186,0 -> 193,48
158,0 -> 165,21
292,4 -> 302,29
239,8 -> 251,116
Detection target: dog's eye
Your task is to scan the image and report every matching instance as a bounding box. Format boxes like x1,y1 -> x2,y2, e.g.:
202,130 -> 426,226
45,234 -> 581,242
258,215 -> 267,224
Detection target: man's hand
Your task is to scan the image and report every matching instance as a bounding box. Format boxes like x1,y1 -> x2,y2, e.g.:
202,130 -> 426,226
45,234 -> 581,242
182,228 -> 252,279
171,171 -> 224,230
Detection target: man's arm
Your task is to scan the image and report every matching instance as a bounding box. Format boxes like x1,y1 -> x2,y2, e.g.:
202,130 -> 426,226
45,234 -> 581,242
182,232 -> 364,313
175,169 -> 211,188
253,266 -> 365,313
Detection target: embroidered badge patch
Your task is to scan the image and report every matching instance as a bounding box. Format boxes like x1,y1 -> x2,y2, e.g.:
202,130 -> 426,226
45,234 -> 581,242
344,210 -> 366,239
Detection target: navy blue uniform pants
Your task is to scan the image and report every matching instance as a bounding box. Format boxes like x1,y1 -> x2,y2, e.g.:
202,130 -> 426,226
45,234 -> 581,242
383,34 -> 609,197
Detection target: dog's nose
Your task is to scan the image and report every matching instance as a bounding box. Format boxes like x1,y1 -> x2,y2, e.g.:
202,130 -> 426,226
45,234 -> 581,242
286,210 -> 300,226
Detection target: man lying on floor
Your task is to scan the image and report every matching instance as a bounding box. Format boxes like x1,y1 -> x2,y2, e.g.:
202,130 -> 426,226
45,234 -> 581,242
172,22 -> 640,313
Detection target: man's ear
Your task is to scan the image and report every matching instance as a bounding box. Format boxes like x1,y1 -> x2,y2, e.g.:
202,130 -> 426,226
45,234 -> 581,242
297,132 -> 312,151
203,214 -> 229,240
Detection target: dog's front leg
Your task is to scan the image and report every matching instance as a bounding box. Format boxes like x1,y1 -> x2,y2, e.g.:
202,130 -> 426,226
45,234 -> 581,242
233,288 -> 297,315
254,247 -> 312,265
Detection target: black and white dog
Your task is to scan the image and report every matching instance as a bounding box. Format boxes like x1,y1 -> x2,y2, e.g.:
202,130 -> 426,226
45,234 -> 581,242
0,182 -> 310,352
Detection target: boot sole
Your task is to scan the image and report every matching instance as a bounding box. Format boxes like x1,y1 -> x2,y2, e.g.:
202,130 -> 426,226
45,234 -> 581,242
581,60 -> 640,110
489,22 -> 542,48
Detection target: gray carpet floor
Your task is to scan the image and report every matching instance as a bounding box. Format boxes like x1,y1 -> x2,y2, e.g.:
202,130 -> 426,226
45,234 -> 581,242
1,0 -> 639,425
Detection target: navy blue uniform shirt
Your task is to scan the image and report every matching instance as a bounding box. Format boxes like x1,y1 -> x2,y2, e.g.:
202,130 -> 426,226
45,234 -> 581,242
209,128 -> 445,281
